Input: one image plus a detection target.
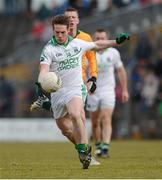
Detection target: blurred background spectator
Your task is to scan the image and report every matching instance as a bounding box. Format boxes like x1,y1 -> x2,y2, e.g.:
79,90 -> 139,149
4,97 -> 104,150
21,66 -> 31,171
0,75 -> 15,117
134,33 -> 153,63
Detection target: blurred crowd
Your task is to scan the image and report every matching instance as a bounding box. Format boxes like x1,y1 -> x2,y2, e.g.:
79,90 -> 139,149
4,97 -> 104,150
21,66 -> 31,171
0,75 -> 15,117
129,34 -> 162,138
1,0 -> 162,19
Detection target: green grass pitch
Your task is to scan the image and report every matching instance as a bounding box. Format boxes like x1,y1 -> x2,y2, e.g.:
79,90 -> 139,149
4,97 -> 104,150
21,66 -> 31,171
0,140 -> 162,179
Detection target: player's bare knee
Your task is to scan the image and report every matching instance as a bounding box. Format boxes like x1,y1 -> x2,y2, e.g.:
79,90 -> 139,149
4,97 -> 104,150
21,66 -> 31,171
69,111 -> 81,121
102,117 -> 111,125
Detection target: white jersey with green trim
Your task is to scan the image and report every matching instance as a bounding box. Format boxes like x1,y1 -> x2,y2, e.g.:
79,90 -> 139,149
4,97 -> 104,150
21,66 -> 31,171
40,36 -> 96,88
96,47 -> 123,93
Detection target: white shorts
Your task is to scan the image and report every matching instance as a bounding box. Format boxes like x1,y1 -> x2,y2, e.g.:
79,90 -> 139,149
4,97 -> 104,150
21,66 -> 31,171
51,85 -> 87,120
86,92 -> 115,111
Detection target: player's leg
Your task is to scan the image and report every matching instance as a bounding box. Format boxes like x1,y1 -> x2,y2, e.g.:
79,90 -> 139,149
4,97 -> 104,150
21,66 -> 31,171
77,102 -> 100,165
99,93 -> 115,158
86,94 -> 102,157
66,96 -> 88,144
89,110 -> 102,157
100,108 -> 114,158
90,110 -> 101,143
66,96 -> 91,169
56,105 -> 100,166
56,114 -> 76,144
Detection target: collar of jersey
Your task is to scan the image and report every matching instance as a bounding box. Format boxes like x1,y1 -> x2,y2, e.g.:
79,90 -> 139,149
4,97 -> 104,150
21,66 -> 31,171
51,36 -> 74,46
75,29 -> 81,38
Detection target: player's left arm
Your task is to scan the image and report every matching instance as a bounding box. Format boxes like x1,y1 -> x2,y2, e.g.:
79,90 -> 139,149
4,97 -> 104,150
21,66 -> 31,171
81,56 -> 97,94
85,50 -> 98,94
117,66 -> 129,103
30,64 -> 51,112
85,50 -> 98,79
84,35 -> 98,79
94,33 -> 130,51
35,64 -> 50,98
38,64 -> 50,83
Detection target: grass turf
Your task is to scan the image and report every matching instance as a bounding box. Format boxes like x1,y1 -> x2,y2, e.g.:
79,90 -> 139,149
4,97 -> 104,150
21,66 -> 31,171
0,140 -> 162,179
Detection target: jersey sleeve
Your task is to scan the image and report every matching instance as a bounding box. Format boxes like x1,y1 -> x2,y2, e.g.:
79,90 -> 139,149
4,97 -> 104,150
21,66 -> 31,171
40,45 -> 52,65
113,49 -> 123,69
78,39 -> 96,52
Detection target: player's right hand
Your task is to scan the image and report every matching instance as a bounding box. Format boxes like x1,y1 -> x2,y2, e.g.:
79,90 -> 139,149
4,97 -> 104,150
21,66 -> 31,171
87,76 -> 97,94
122,90 -> 129,103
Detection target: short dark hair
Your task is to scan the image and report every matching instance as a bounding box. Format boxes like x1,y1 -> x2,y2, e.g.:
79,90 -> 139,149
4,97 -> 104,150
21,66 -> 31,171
64,7 -> 78,14
52,14 -> 69,30
95,28 -> 110,37
95,28 -> 106,33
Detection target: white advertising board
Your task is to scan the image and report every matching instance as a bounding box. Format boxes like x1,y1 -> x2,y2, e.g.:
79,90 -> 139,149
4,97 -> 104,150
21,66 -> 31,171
0,118 -> 91,142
